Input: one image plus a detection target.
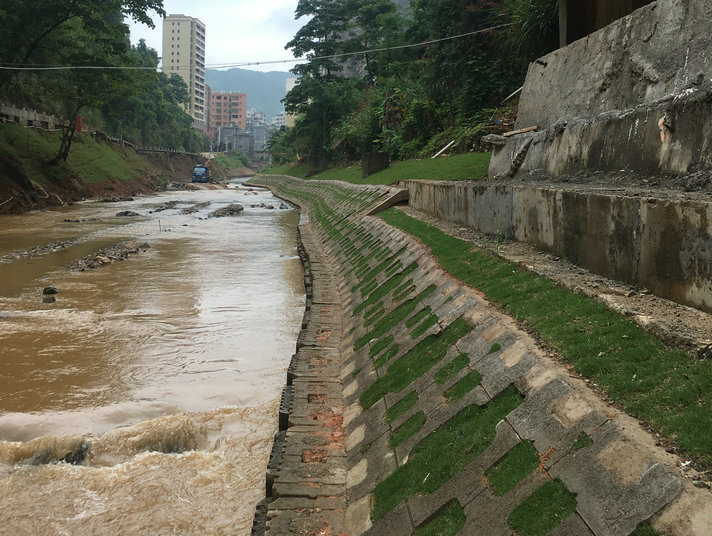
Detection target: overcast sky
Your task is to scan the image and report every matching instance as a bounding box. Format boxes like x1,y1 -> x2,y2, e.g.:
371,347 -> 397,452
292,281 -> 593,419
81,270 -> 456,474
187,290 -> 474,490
127,0 -> 306,72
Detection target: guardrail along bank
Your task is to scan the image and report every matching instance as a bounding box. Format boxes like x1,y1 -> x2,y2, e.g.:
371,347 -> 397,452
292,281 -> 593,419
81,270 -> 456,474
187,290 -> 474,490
249,175 -> 710,536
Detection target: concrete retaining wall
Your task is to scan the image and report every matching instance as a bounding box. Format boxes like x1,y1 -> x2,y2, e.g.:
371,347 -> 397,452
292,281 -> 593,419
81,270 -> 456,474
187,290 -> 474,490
517,0 -> 712,131
405,180 -> 712,312
489,0 -> 712,179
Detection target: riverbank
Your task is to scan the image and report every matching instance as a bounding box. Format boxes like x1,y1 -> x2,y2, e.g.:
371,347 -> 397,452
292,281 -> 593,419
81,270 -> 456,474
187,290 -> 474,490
251,175 -> 712,536
0,122 -> 250,215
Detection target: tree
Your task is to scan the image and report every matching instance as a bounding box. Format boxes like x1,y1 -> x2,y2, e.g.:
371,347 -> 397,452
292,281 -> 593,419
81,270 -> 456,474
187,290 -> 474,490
286,0 -> 353,79
99,40 -> 202,151
496,0 -> 559,67
37,15 -> 141,164
0,0 -> 164,68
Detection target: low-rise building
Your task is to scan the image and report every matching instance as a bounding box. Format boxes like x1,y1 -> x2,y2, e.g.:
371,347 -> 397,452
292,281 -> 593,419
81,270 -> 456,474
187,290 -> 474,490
209,91 -> 247,139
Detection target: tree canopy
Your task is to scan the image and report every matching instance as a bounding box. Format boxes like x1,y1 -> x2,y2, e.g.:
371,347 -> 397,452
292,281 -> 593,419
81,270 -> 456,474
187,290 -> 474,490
0,0 -> 207,162
274,0 -> 560,167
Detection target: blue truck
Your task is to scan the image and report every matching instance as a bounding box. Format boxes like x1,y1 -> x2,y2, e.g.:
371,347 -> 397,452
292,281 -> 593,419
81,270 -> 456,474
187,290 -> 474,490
191,165 -> 211,183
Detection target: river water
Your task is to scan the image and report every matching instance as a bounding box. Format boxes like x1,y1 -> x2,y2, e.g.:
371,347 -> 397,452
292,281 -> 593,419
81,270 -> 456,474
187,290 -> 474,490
0,182 -> 304,534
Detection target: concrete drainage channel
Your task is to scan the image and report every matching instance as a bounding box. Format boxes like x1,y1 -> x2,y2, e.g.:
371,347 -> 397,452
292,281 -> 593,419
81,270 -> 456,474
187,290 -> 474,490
249,176 -> 710,536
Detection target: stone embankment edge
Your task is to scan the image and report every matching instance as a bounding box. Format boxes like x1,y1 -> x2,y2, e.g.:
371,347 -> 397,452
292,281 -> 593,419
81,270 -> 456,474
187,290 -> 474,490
249,177 -> 350,535
248,176 -> 711,536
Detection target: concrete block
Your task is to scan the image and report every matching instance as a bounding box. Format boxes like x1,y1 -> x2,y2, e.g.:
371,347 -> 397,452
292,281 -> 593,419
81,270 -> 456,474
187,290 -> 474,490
347,432 -> 397,503
549,420 -> 681,536
363,502 -> 413,536
407,419 -> 520,527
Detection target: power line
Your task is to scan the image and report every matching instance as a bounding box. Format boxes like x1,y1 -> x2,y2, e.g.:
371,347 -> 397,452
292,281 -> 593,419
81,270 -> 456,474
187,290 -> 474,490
0,23 -> 511,72
206,24 -> 511,69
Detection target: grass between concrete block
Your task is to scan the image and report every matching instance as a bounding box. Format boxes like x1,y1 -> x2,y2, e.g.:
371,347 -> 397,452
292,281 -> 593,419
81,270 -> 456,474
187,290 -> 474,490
387,390 -> 419,423
360,316 -> 472,409
379,208 -> 712,467
406,306 -> 433,328
354,285 -> 436,352
369,335 -> 395,358
631,522 -> 660,536
416,500 -> 466,536
444,370 -> 483,404
374,344 -> 399,369
372,385 -> 523,521
507,478 -> 577,536
573,432 -> 593,451
435,354 -> 470,384
485,441 -> 540,496
389,411 -> 426,448
411,312 -> 439,339
353,260 -> 417,315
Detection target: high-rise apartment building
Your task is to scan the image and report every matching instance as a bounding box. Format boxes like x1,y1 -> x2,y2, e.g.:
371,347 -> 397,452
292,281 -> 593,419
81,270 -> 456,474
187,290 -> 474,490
162,14 -> 207,131
209,92 -> 247,139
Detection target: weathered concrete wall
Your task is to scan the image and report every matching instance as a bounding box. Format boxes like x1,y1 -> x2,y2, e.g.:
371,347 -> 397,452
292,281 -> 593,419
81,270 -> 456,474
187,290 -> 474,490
405,180 -> 712,312
519,0 -> 712,130
491,86 -> 712,177
490,0 -> 712,179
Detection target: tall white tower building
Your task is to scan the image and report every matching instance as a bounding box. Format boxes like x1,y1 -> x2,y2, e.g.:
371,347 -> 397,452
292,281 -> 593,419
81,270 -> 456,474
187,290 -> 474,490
162,14 -> 207,131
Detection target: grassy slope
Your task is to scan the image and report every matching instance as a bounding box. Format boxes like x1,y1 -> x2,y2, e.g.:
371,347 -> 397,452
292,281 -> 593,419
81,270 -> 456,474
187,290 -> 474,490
213,151 -> 247,170
264,152 -> 491,185
0,123 -> 149,186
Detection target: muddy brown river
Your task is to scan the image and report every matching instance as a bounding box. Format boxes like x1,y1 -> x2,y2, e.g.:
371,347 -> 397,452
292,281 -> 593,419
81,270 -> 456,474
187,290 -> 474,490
0,182 -> 304,534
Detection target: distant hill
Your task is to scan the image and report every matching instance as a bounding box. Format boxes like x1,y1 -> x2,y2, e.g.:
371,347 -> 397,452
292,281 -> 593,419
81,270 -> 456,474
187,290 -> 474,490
205,68 -> 294,122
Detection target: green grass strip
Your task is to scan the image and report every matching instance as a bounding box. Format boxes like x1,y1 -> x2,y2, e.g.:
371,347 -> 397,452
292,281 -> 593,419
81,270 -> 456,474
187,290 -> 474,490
264,152 -> 491,185
406,306 -> 432,328
372,385 -> 522,520
507,478 -> 577,536
354,284 -> 436,352
631,523 -> 659,536
353,261 -> 418,315
379,207 -> 712,467
374,344 -> 400,370
390,411 -> 426,448
394,280 -> 416,302
364,300 -> 384,320
360,316 -> 471,409
486,441 -> 540,496
435,354 -> 470,385
369,334 -> 395,358
416,500 -> 466,536
573,432 -> 593,451
411,312 -> 439,339
444,370 -> 483,404
355,247 -> 407,287
386,390 -> 418,423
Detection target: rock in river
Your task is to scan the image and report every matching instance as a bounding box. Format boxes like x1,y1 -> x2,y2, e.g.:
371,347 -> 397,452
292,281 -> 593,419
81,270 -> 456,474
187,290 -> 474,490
116,211 -> 139,217
43,286 -> 59,295
208,204 -> 244,218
